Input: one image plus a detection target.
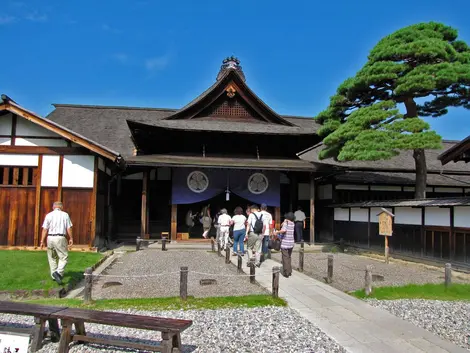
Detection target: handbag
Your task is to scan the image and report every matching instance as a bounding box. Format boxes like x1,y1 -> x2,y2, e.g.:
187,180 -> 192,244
268,236 -> 281,251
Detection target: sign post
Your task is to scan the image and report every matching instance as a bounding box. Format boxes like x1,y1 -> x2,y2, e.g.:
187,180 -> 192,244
377,208 -> 394,264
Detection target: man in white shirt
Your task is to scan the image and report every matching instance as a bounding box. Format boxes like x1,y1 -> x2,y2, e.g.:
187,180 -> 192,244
260,203 -> 273,263
294,206 -> 306,243
217,208 -> 232,250
40,201 -> 73,285
246,204 -> 263,267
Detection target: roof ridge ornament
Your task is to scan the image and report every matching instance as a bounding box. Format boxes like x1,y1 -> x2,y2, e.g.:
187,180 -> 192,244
216,56 -> 246,82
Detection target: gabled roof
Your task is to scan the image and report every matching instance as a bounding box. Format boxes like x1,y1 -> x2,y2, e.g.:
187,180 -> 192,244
439,135 -> 470,165
0,95 -> 122,163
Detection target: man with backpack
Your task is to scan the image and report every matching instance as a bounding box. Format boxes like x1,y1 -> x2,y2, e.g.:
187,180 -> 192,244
245,204 -> 264,267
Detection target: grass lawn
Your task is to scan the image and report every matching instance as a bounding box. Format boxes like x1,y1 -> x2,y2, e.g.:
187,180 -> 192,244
0,250 -> 103,291
24,294 -> 287,310
352,283 -> 470,301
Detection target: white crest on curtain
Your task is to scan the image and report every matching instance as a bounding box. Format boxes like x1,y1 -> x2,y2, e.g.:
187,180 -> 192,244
248,172 -> 268,194
187,170 -> 209,193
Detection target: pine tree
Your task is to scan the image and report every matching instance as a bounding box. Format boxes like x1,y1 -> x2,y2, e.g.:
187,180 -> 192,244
316,22 -> 470,198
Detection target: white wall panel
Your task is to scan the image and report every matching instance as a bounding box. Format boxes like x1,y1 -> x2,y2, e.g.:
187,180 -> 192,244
454,207 -> 470,228
0,138 -> 11,145
298,183 -> 310,200
0,154 -> 38,166
350,208 -> 368,222
41,155 -> 59,186
336,184 -> 368,190
98,158 -> 105,172
403,187 -> 415,192
395,207 -> 421,225
370,185 -> 402,191
318,184 -> 333,199
16,118 -> 57,137
425,208 -> 450,227
334,208 -> 349,221
15,138 -> 67,147
370,207 -> 393,223
62,155 -> 95,188
434,187 -> 463,194
0,114 -> 12,135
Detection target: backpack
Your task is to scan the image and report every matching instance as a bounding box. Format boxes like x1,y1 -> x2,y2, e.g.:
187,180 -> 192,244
252,213 -> 264,234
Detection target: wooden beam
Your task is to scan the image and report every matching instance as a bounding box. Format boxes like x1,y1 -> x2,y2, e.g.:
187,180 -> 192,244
309,173 -> 315,244
3,167 -> 9,184
171,204 -> 177,241
275,207 -> 281,230
8,189 -> 18,246
22,167 -> 29,186
89,157 -> 98,248
141,170 -> 149,239
33,155 -> 43,247
0,146 -> 90,155
57,155 -> 64,202
10,114 -> 16,146
12,168 -> 19,185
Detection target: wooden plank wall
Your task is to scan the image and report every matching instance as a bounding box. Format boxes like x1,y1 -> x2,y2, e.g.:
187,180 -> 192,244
12,188 -> 36,246
63,188 -> 93,245
0,189 -> 11,245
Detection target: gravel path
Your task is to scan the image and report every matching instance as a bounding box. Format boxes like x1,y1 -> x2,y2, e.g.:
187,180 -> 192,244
366,299 -> 470,351
0,307 -> 346,353
92,250 -> 267,299
271,251 -> 470,292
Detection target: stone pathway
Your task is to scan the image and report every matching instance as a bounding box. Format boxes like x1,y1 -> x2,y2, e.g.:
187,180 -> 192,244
230,253 -> 468,353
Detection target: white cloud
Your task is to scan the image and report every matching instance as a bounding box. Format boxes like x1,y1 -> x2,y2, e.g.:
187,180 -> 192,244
145,55 -> 171,72
0,15 -> 16,25
25,12 -> 48,22
113,53 -> 129,64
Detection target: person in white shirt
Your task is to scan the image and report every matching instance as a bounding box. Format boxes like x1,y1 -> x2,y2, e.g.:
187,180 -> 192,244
231,206 -> 247,256
217,208 -> 232,250
246,204 -> 263,267
294,206 -> 306,243
260,203 -> 273,262
40,201 -> 73,285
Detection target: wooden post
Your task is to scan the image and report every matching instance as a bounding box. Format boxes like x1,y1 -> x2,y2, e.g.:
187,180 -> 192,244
180,266 -> 188,301
225,247 -> 230,264
327,254 -> 333,283
84,267 -> 93,304
385,236 -> 389,264
217,241 -> 222,257
162,236 -> 167,251
33,155 -> 43,248
141,170 -> 149,239
272,266 -> 280,298
249,259 -> 256,284
89,156 -> 98,248
136,237 -> 141,251
171,204 -> 177,241
275,207 -> 281,230
339,238 -> 345,252
211,237 -> 215,252
445,263 -> 452,288
365,265 -> 373,296
267,248 -> 272,260
309,174 -> 315,244
237,254 -> 243,273
299,240 -> 304,272
57,155 -> 64,202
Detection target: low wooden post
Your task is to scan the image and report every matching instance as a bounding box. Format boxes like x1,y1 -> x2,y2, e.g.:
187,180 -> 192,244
217,241 -> 221,257
249,259 -> 256,284
162,237 -> 167,251
225,247 -> 231,264
327,254 -> 334,283
180,266 -> 188,301
272,266 -> 280,298
299,241 -> 304,272
445,263 -> 452,288
84,267 -> 93,304
211,237 -> 215,252
365,265 -> 373,296
385,236 -> 390,264
237,254 -> 243,273
267,248 -> 272,260
136,237 -> 142,251
339,238 -> 345,253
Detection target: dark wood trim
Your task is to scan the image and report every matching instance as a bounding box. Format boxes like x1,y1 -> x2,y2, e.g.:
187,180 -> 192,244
0,146 -> 90,155
141,169 -> 149,239
420,207 -> 425,257
367,208 -> 371,248
171,204 -> 177,241
453,227 -> 470,232
0,184 -> 34,188
34,155 -> 43,247
450,207 -> 455,260
425,226 -> 452,231
309,173 -> 315,244
89,157 -> 98,247
2,167 -> 9,184
58,155 -> 64,201
10,114 -> 17,146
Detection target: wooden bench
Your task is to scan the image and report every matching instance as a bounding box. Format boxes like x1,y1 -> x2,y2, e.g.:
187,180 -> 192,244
0,301 -> 62,352
50,307 -> 193,353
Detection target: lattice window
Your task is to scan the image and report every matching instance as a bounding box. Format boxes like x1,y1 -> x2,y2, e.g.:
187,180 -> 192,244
202,97 -> 261,118
0,166 -> 36,186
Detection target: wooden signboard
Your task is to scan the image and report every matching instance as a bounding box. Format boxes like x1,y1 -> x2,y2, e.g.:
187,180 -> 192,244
0,331 -> 30,352
377,208 -> 394,264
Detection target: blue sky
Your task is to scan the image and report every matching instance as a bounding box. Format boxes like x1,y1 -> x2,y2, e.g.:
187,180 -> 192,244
1,0 -> 469,140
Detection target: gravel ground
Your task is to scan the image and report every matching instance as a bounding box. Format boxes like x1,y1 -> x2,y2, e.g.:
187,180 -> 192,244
366,299 -> 470,351
0,307 -> 346,353
271,251 -> 470,292
92,250 -> 267,299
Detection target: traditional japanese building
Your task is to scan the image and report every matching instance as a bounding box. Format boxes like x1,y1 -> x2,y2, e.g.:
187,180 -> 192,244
1,57 -> 469,252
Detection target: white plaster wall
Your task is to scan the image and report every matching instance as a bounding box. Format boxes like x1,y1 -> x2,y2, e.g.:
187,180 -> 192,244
425,208 -> 450,227
395,207 -> 421,225
370,185 -> 402,191
336,184 -> 368,190
62,155 -> 95,188
370,207 -> 393,223
318,184 -> 333,199
15,138 -> 67,147
0,114 -> 12,135
298,183 -> 310,200
41,155 -> 59,186
16,118 -> 57,137
0,154 -> 38,166
434,187 -> 463,194
403,186 -> 415,192
0,138 -> 11,145
454,207 -> 470,228
334,208 -> 349,221
350,208 -> 368,222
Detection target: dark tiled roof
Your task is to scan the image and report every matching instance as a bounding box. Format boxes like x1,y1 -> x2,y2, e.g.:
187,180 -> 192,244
329,197 -> 470,208
127,154 -> 316,171
298,141 -> 470,173
439,134 -> 470,164
47,104 -> 318,157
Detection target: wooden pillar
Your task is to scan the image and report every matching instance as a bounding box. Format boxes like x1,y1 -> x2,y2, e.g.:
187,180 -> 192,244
141,170 -> 149,239
171,204 -> 177,241
33,155 -> 43,247
89,157 -> 98,247
275,207 -> 281,230
57,155 -> 64,202
309,173 -> 315,244
289,174 -> 297,212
